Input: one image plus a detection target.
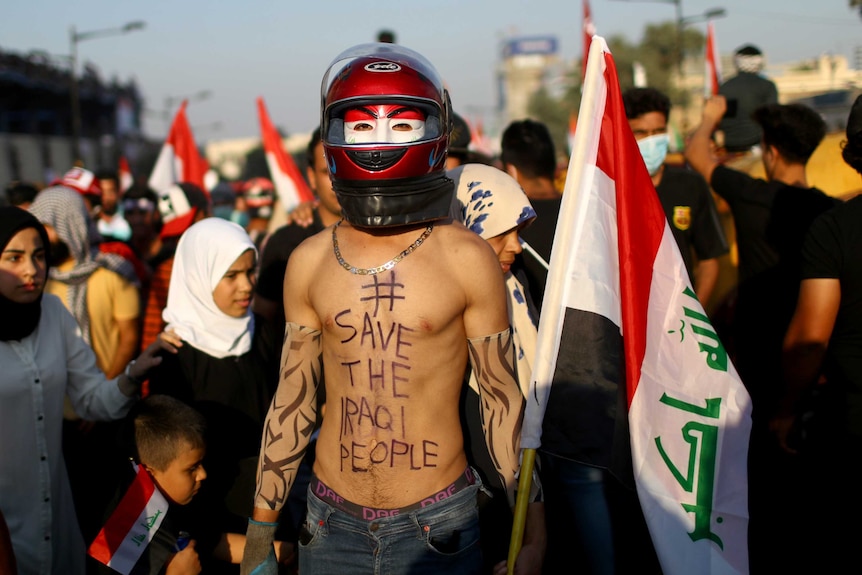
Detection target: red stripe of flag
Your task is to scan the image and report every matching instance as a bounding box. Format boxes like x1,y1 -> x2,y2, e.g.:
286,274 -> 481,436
596,52 -> 664,406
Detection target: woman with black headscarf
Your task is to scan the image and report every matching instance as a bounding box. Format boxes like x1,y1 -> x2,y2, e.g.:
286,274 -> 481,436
0,207 -> 166,575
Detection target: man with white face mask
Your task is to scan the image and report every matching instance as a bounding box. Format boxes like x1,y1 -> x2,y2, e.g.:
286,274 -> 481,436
623,87 -> 728,308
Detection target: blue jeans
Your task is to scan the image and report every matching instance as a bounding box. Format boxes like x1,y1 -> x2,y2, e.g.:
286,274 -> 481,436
540,453 -> 614,575
298,475 -> 483,575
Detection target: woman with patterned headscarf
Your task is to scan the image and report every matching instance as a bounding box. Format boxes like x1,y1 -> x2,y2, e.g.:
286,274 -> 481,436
450,163 -> 538,395
449,163 -> 546,575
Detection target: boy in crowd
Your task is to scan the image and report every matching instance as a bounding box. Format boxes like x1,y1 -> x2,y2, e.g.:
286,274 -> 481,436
90,395 -> 294,575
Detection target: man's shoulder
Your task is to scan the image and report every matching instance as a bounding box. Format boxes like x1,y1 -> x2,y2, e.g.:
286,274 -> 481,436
41,292 -> 68,317
264,218 -> 326,255
271,219 -> 325,241
283,223 -> 333,270
90,264 -> 129,286
661,165 -> 708,187
436,219 -> 492,249
436,223 -> 505,289
711,163 -> 759,192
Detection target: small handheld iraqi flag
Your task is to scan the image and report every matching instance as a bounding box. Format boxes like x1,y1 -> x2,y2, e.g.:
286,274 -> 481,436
257,97 -> 315,212
88,463 -> 170,575
518,36 -> 752,574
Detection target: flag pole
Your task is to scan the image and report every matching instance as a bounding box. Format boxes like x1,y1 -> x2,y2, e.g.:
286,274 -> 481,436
506,448 -> 536,574
521,241 -> 549,271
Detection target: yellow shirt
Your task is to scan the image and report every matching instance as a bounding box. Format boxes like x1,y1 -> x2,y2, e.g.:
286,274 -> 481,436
46,262 -> 140,374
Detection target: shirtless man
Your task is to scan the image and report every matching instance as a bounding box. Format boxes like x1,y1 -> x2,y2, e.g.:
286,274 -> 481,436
241,43 -> 526,575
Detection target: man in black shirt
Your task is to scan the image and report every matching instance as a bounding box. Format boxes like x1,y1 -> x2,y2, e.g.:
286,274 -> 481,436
769,95 -> 862,572
686,95 -> 840,574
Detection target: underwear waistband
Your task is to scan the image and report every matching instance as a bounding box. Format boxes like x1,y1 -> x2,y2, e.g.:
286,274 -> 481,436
310,467 -> 475,521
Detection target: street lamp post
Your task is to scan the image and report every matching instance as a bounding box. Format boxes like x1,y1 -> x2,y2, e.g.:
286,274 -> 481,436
611,0 -> 725,134
69,20 -> 145,163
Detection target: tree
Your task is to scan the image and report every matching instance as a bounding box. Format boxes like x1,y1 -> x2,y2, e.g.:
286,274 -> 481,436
528,84 -> 577,158
526,20 -> 704,154
640,21 -> 705,105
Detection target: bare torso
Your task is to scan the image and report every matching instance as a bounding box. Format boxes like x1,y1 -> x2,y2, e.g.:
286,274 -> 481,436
286,218 -> 508,508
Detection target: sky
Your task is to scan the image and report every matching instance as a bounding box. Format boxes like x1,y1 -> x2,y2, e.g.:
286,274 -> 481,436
2,0 -> 860,143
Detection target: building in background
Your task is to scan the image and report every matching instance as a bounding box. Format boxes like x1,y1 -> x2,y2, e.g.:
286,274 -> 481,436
497,35 -> 562,125
0,47 -> 145,186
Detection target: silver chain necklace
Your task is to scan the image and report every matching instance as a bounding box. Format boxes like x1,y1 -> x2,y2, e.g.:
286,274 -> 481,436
331,219 -> 434,275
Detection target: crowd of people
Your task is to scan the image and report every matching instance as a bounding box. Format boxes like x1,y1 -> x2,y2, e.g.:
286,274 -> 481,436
1,37 -> 861,575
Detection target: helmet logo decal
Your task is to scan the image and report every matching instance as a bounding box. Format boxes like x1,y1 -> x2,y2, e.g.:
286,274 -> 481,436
364,62 -> 401,72
428,148 -> 439,167
328,153 -> 337,174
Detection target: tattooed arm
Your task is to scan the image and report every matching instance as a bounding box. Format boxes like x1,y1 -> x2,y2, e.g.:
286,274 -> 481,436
241,323 -> 321,575
251,322 -> 323,521
468,329 -> 525,508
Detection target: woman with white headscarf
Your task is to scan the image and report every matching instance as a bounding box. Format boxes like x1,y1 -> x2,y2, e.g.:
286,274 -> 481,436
147,217 -> 286,569
449,163 -> 545,575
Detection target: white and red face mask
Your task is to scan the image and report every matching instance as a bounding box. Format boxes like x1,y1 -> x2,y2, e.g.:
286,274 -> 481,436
344,104 -> 426,144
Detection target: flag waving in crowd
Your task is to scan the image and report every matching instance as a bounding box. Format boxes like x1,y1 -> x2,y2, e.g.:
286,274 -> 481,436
147,100 -> 210,193
466,115 -> 495,159
119,155 -> 134,192
519,36 -> 752,574
705,21 -> 723,97
256,96 -> 315,212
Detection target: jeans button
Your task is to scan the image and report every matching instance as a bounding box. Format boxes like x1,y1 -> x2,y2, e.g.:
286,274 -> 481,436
370,523 -> 379,532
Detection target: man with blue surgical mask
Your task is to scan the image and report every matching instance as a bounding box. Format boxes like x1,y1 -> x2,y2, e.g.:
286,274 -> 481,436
623,87 -> 728,309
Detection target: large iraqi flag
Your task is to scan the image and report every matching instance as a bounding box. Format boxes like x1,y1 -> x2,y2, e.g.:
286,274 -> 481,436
521,36 -> 752,574
257,97 -> 315,212
147,100 -> 210,193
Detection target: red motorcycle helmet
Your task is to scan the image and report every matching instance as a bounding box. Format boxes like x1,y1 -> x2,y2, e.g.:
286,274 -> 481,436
321,43 -> 453,227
